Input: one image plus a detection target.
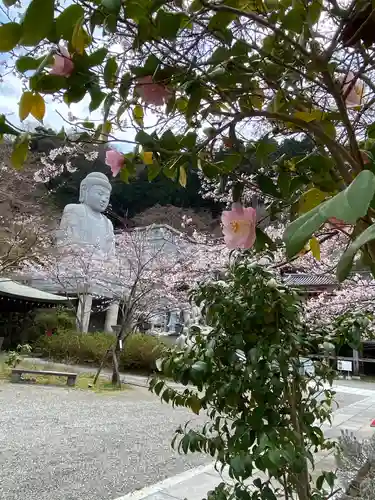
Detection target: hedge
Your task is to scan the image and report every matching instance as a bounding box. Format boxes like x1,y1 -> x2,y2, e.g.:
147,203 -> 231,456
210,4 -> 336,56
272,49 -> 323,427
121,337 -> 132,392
34,330 -> 166,374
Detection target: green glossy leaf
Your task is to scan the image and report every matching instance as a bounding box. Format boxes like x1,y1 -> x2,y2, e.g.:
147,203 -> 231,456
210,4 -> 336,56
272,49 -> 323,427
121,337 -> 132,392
309,0 -> 322,24
189,395 -> 201,415
89,86 -> 106,112
81,121 -> 95,129
367,121 -> 375,139
21,0 -> 55,45
282,6 -> 305,33
337,224 -> 375,282
284,170 -> 375,258
155,11 -> 182,40
160,129 -> 179,151
16,55 -> 43,72
191,360 -> 207,372
104,57 -> 117,88
256,138 -> 277,163
256,174 -> 281,198
63,86 -> 86,104
208,46 -> 230,64
254,228 -> 276,252
208,11 -> 236,31
0,22 -> 22,52
180,132 -> 196,149
88,47 -> 108,66
0,114 -> 20,136
135,130 -> 155,148
101,0 -> 121,13
55,4 -> 84,40
186,83 -> 202,122
29,74 -> 67,93
119,72 -> 132,99
148,162 -> 161,181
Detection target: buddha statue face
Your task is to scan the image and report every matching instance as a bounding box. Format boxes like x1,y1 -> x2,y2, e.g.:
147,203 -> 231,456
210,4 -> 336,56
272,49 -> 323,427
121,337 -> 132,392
79,173 -> 112,213
86,185 -> 111,213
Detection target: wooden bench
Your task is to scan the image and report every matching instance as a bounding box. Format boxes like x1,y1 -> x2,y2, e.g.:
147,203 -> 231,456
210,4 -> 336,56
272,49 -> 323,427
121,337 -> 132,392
11,368 -> 78,386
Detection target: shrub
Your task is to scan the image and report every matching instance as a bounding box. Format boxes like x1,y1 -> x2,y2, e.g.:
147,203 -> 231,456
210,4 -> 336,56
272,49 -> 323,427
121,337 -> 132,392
32,309 -> 76,335
34,330 -> 164,373
120,333 -> 164,372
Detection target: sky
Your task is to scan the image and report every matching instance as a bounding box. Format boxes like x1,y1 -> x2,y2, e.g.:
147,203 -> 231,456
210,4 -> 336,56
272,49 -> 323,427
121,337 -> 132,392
0,3 -> 158,153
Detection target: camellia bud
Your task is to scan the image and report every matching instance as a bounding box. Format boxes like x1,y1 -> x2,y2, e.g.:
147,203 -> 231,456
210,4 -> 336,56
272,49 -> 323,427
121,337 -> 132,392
266,278 -> 278,288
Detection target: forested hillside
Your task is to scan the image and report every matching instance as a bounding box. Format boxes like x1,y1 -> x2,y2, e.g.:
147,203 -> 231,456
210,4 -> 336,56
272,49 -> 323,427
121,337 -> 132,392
0,133 -> 313,239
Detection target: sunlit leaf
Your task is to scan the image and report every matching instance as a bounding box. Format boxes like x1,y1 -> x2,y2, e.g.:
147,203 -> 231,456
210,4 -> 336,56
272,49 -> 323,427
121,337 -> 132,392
298,188 -> 327,214
143,151 -> 153,165
179,165 -> 187,187
133,104 -> 144,126
11,135 -> 29,170
284,170 -> 375,258
71,18 -> 86,55
30,93 -> 45,121
19,91 -> 34,121
309,237 -> 321,261
294,110 -> 324,122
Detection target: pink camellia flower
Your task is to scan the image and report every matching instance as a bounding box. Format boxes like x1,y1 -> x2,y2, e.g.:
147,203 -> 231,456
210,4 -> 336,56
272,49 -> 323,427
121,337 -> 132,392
105,149 -> 124,177
338,71 -> 364,108
50,46 -> 74,77
221,203 -> 257,249
135,75 -> 171,106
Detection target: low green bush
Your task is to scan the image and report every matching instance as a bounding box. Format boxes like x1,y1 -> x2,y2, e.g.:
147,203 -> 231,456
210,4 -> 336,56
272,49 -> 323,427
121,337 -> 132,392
120,333 -> 164,372
34,330 -> 165,373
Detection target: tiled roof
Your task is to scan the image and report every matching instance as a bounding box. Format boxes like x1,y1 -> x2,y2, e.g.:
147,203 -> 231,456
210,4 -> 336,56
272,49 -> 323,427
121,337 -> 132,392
283,273 -> 337,287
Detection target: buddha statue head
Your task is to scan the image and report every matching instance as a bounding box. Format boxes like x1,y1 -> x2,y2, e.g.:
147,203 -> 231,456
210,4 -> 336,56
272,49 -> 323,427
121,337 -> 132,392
79,172 -> 112,213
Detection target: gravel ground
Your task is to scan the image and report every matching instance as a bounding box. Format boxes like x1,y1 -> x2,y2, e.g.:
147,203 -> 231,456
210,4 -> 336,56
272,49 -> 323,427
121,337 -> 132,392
0,383 -> 209,500
0,373 -> 369,500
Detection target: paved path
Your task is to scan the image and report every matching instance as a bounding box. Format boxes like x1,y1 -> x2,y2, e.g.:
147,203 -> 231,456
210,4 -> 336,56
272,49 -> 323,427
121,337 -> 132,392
113,382 -> 375,500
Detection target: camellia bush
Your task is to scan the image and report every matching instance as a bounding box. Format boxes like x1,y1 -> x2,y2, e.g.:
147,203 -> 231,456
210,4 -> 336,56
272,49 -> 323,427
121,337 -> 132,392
151,262 -> 357,500
2,1 -> 375,496
2,1 -> 375,277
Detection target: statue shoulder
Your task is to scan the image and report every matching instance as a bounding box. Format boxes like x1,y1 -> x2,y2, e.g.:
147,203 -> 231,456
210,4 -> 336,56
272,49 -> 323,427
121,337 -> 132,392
62,204 -> 86,217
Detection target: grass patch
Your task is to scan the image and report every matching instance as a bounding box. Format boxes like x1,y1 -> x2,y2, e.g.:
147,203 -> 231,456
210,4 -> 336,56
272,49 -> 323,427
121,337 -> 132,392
0,356 -> 128,393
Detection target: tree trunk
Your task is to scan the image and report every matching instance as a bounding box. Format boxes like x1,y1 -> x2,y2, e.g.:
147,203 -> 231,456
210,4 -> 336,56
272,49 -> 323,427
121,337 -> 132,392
93,346 -> 112,386
289,381 -> 311,500
111,342 -> 121,387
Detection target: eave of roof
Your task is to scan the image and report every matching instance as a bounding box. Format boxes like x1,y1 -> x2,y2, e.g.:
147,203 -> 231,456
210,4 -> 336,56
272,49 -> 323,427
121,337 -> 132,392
0,278 -> 68,303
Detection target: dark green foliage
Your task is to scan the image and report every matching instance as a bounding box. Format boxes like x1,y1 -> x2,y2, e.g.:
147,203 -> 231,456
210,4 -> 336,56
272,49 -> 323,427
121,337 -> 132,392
151,261 -> 347,500
35,329 -> 165,373
0,308 -> 76,350
44,146 -> 221,226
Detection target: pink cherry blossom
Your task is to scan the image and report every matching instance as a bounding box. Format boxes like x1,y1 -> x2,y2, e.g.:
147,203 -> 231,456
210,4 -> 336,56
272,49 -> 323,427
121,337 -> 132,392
339,71 -> 364,108
50,47 -> 74,77
135,75 -> 171,106
221,203 -> 256,249
105,149 -> 124,177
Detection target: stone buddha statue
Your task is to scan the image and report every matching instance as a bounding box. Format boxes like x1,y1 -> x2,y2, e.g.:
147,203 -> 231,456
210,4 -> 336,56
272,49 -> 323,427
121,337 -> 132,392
56,172 -> 115,258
